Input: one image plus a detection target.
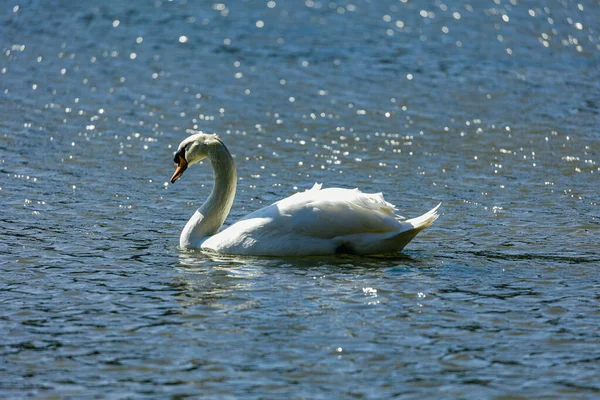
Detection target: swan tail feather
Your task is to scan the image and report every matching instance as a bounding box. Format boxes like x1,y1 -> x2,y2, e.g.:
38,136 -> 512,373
382,203 -> 441,253
339,203 -> 441,254
404,202 -> 441,233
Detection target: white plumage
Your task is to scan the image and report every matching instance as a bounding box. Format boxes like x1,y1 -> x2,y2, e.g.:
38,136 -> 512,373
170,132 -> 440,256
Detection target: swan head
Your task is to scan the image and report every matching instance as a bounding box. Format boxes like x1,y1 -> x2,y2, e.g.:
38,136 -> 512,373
170,132 -> 221,183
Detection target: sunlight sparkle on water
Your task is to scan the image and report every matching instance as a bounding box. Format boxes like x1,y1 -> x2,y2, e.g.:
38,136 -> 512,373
2,0 -> 599,396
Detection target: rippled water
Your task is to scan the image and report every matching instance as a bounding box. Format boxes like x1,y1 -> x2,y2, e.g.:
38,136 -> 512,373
2,0 -> 599,398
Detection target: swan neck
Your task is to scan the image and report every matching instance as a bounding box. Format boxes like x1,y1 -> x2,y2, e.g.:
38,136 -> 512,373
204,142 -> 237,227
180,141 -> 236,248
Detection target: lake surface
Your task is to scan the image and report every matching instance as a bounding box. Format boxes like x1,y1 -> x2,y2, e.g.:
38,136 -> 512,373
1,0 -> 599,398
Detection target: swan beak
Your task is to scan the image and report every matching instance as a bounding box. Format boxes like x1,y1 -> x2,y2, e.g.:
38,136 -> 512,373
170,154 -> 188,183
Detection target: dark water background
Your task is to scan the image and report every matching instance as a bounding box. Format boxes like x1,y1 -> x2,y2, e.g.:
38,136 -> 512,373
1,0 -> 599,398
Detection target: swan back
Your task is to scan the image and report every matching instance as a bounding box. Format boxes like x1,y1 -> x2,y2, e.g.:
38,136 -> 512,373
259,184 -> 402,238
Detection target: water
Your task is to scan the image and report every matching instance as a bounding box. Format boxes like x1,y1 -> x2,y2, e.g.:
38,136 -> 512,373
1,0 -> 599,397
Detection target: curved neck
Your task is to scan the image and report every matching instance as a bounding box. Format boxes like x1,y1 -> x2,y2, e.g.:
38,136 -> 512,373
180,141 -> 237,248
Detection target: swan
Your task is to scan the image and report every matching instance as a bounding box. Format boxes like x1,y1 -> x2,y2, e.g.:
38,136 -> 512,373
170,132 -> 440,256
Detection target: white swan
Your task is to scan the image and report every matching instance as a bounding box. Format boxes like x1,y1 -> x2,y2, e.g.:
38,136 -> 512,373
170,132 -> 440,256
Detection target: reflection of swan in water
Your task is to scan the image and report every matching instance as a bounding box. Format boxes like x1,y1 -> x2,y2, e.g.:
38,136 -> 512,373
170,132 -> 440,256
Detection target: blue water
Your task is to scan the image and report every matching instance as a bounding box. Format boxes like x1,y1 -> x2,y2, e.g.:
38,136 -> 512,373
1,0 -> 599,398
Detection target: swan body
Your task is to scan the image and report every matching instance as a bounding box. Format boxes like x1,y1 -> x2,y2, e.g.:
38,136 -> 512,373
171,132 -> 440,256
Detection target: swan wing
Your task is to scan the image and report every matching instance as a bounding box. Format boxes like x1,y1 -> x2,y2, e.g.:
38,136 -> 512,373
264,184 -> 403,238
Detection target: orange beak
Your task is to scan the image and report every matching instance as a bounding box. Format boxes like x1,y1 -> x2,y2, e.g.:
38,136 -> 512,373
170,153 -> 188,183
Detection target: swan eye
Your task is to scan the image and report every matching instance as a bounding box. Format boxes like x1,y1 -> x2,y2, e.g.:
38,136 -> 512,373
174,148 -> 186,163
